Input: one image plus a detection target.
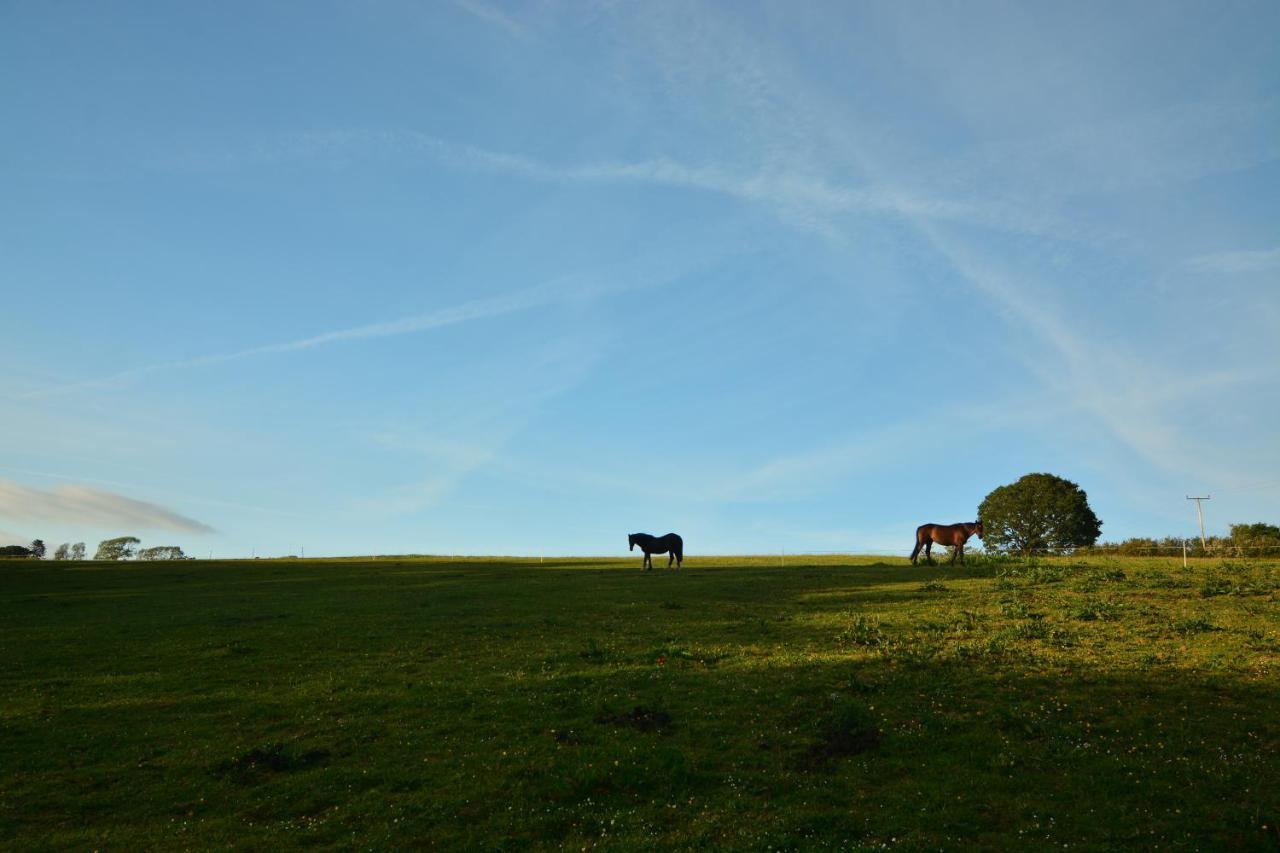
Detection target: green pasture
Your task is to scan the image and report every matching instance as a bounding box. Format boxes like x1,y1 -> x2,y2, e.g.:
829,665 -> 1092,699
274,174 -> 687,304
1,554 -> 1277,850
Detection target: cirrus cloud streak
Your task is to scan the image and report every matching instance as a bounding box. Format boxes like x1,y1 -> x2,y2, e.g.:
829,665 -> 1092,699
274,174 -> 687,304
0,477 -> 215,534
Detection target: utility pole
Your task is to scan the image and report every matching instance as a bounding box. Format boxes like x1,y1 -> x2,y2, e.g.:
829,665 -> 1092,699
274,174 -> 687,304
1186,495 -> 1210,551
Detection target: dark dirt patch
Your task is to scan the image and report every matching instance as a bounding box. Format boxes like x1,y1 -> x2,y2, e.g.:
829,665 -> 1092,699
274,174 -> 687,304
801,703 -> 881,769
212,743 -> 330,785
595,706 -> 673,734
549,728 -> 583,745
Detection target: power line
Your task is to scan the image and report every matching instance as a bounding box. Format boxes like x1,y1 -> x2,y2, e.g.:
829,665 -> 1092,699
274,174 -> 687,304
1212,478 -> 1280,494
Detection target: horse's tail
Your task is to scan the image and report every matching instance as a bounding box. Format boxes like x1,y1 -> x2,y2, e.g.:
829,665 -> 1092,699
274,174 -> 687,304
910,525 -> 926,563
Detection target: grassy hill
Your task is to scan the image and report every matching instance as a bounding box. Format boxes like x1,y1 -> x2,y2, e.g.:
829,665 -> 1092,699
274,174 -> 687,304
2,554 -> 1277,849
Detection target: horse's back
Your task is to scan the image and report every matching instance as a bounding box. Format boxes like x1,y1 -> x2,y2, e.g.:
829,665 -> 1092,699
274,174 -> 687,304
661,533 -> 682,549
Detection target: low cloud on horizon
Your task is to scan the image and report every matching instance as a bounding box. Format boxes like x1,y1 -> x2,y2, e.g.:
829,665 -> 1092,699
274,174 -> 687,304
0,477 -> 215,538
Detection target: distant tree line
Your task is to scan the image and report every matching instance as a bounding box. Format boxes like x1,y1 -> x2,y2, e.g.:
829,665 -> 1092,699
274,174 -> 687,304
1,536 -> 189,561
1081,523 -> 1280,558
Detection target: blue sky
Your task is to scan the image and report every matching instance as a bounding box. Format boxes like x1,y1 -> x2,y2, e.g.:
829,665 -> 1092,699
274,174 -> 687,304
2,1 -> 1278,557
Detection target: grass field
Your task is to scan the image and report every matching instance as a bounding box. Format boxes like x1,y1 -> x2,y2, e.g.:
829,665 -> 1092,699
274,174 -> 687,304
2,553 -> 1278,850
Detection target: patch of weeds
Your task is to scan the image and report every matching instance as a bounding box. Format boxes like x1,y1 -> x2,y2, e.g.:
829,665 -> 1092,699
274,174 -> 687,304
998,562 -> 1067,585
1199,576 -> 1234,598
835,615 -> 887,648
1201,570 -> 1277,597
1014,620 -> 1050,640
1144,571 -> 1183,589
1000,600 -> 1045,620
659,601 -> 683,610
957,630 -> 1019,659
594,706 -> 673,734
212,743 -> 330,786
1070,597 -> 1123,622
643,645 -> 722,668
886,635 -> 942,666
579,639 -> 612,663
918,579 -> 948,593
1046,627 -> 1078,648
1170,616 -> 1221,637
1245,630 -> 1280,652
1026,564 -> 1068,584
800,697 -> 880,770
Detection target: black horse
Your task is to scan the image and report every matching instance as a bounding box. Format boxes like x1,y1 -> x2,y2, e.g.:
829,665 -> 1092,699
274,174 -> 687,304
628,532 -> 683,570
910,521 -> 983,565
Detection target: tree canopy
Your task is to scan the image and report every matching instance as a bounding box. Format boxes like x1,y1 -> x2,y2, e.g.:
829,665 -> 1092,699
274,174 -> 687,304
95,536 -> 141,561
138,546 -> 188,561
978,473 -> 1102,555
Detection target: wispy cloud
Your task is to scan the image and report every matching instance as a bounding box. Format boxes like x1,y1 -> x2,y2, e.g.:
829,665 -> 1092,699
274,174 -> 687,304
359,330 -> 611,513
703,401 -> 1053,504
0,477 -> 215,534
583,3 -> 1271,492
0,464 -> 303,519
1187,248 -> 1280,274
21,271 -> 659,399
451,0 -> 527,38
0,527 -> 29,547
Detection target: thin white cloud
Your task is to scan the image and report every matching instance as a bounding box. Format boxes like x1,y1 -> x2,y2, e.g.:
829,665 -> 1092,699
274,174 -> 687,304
451,0 -> 527,38
358,330 -> 611,514
0,464 -> 303,519
157,128 -> 1075,244
0,477 -> 215,534
21,271 -> 658,399
1187,248 -> 1280,274
588,3 -> 1272,492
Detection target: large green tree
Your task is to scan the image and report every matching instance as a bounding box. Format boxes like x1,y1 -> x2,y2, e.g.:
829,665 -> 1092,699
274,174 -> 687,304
138,546 -> 187,561
978,473 -> 1102,556
95,536 -> 141,561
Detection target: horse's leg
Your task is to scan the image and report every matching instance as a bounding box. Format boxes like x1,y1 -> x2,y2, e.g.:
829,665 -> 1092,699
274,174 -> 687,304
957,543 -> 965,565
949,543 -> 959,564
667,551 -> 674,568
643,551 -> 652,570
924,540 -> 933,564
910,536 -> 922,565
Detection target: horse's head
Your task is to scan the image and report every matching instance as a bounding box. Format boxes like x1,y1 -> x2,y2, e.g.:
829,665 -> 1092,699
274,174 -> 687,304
973,521 -> 984,539
628,534 -> 636,551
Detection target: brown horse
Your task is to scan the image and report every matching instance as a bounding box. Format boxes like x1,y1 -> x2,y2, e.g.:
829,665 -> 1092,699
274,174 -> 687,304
910,521 -> 983,565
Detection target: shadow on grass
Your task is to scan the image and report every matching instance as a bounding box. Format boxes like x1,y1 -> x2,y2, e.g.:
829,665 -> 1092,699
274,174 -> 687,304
516,652 -> 1277,849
